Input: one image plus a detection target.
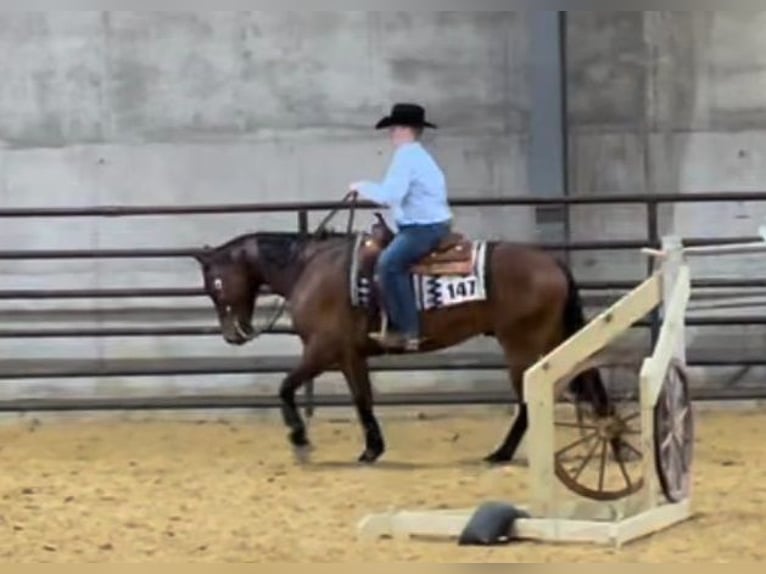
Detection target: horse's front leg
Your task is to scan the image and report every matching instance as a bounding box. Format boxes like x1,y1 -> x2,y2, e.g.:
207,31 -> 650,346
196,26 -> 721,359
278,344 -> 330,457
340,352 -> 385,464
279,369 -> 313,451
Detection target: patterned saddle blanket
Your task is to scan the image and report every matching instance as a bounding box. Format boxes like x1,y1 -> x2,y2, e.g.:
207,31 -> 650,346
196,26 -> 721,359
348,232 -> 491,315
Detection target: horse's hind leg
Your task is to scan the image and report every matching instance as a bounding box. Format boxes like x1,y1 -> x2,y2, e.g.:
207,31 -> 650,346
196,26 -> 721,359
340,352 -> 385,464
484,330 -> 550,465
484,362 -> 528,464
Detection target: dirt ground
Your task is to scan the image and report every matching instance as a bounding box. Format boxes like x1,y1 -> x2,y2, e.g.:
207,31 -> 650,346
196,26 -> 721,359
0,406 -> 764,562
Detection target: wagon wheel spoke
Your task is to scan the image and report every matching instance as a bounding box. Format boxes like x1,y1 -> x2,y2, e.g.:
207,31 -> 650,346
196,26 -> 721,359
621,411 -> 640,423
554,422 -> 599,431
676,447 -> 686,476
571,436 -> 604,482
621,439 -> 642,458
675,407 -> 689,425
613,440 -> 633,489
556,430 -> 600,458
597,439 -> 608,492
671,434 -> 689,473
616,411 -> 641,433
670,447 -> 684,481
680,446 -> 691,473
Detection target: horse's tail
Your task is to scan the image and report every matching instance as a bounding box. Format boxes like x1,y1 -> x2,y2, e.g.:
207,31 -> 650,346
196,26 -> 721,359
556,259 -> 611,416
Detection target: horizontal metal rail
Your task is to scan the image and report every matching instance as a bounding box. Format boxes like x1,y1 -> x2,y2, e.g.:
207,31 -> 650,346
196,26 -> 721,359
0,248 -> 199,260
0,351 -> 763,381
1,385 -> 764,414
0,287 -> 206,300
0,326 -> 292,338
2,191 -> 766,218
2,278 -> 765,300
0,236 -> 762,261
1,315 -> 765,339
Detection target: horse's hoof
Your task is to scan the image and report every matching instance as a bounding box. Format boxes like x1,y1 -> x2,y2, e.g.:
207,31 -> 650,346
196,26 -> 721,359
358,448 -> 383,464
483,451 -> 512,466
288,428 -> 310,448
292,443 -> 315,465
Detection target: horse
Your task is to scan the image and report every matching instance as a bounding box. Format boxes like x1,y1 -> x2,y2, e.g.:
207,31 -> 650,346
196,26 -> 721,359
193,213 -> 609,465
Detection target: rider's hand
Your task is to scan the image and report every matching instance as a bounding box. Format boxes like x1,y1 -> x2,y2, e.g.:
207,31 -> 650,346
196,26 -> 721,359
348,183 -> 362,201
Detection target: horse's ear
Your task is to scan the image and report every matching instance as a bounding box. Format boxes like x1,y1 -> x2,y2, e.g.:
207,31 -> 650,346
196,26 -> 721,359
194,245 -> 211,265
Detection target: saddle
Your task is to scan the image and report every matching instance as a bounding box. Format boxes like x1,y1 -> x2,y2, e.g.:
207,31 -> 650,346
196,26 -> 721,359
352,214 -> 483,345
363,213 -> 474,276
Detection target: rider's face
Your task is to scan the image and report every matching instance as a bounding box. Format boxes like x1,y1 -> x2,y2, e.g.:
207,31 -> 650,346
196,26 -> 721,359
389,125 -> 416,147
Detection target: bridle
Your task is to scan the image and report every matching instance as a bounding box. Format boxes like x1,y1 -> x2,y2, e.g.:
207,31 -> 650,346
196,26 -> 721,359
212,192 -> 359,341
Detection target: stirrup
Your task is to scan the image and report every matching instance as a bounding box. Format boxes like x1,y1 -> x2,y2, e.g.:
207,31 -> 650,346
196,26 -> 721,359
368,313 -> 404,349
369,331 -> 424,352
369,312 -> 390,341
403,337 -> 422,352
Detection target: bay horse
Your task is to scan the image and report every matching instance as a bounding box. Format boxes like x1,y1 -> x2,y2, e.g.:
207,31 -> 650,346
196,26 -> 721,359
193,214 -> 608,465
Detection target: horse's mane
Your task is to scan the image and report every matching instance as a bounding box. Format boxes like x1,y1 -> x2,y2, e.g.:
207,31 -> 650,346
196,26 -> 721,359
204,229 -> 349,268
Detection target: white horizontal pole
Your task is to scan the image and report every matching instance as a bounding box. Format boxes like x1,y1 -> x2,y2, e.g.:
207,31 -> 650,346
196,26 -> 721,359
641,240 -> 766,259
682,242 -> 766,256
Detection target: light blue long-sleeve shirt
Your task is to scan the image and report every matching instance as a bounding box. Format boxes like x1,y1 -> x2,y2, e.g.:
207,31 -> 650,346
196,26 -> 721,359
356,142 -> 453,227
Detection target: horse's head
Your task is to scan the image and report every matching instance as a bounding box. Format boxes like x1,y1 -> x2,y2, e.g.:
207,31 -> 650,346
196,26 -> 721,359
195,245 -> 260,346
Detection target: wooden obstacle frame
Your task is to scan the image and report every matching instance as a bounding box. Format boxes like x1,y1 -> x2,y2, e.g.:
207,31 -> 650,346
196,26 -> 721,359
357,235 -> 700,547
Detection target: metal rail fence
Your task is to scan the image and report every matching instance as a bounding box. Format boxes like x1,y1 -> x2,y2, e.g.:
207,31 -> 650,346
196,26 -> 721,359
2,192 -> 766,413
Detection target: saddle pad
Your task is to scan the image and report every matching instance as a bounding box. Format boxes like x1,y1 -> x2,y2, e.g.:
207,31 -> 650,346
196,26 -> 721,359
350,237 -> 489,312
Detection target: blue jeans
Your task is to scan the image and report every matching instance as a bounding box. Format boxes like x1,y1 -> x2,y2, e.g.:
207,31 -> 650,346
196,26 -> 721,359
376,221 -> 451,338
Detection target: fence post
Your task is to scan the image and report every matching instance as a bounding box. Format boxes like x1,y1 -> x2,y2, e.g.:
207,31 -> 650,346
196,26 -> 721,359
297,209 -> 315,419
647,200 -> 661,349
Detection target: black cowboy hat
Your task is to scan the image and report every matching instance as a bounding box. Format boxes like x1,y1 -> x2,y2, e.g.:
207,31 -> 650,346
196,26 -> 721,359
375,103 -> 437,130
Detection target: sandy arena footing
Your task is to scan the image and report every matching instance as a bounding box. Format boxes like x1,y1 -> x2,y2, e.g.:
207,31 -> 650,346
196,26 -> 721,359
0,406 -> 764,562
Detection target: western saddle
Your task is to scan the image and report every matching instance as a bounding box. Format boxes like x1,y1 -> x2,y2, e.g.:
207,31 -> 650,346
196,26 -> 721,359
362,213 -> 474,276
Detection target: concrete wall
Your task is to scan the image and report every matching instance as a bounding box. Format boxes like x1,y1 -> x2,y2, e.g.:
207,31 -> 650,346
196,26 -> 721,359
0,12 -> 532,401
568,12 -> 766,276
3,11 -> 766,405
567,12 -> 766,384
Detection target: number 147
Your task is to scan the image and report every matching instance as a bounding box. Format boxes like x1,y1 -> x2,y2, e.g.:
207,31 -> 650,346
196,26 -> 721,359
446,279 -> 476,299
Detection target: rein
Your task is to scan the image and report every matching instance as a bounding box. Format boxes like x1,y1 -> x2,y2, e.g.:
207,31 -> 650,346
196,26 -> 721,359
247,193 -> 358,339
314,191 -> 358,236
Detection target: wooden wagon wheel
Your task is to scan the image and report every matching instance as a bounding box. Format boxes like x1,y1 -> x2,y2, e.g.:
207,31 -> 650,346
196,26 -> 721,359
653,360 -> 694,503
552,355 -> 645,501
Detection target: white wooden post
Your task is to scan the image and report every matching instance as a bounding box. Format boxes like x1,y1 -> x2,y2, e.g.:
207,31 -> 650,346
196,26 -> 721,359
660,236 -> 687,365
639,235 -> 689,510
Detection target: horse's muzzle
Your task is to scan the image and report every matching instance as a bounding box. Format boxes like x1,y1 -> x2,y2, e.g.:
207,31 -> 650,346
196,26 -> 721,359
221,306 -> 255,345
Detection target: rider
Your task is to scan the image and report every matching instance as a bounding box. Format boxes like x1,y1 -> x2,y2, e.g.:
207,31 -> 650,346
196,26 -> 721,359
350,103 -> 453,351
